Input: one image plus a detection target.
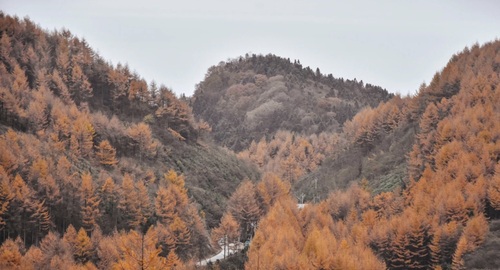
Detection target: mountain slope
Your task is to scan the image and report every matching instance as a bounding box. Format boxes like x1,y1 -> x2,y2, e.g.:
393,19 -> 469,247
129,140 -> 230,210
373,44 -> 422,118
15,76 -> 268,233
296,40 -> 500,199
192,54 -> 392,151
0,13 -> 259,268
245,40 -> 500,270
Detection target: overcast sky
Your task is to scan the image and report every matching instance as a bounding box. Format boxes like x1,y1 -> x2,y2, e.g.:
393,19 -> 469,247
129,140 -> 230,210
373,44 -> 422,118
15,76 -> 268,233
3,0 -> 499,96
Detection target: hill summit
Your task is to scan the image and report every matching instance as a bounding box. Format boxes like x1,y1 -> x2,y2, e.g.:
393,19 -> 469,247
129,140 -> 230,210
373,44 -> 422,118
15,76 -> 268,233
192,53 -> 392,151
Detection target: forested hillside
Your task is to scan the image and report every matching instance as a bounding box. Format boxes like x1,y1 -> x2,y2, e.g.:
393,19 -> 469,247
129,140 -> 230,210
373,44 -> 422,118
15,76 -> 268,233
1,10 -> 500,270
238,40 -> 500,269
297,39 -> 500,199
192,54 -> 392,151
0,13 -> 259,269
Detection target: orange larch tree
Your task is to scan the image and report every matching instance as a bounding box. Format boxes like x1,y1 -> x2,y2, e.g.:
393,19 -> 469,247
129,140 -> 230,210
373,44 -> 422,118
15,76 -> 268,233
95,140 -> 117,167
127,122 -> 158,161
211,213 -> 240,259
117,174 -> 140,230
154,186 -> 176,225
98,177 -> 118,233
227,180 -> 261,240
80,172 -> 100,233
73,227 -> 93,264
112,227 -> 167,270
256,172 -> 290,214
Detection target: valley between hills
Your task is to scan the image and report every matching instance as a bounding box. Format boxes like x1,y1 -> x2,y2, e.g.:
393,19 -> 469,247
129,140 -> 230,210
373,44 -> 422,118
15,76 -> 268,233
1,12 -> 500,269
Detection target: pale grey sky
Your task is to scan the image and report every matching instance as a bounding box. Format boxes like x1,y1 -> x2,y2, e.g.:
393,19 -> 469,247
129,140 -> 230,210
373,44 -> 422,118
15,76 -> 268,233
2,0 -> 499,96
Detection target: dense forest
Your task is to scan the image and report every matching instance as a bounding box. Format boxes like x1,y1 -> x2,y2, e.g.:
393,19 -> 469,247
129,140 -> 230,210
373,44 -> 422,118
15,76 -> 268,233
0,12 -> 261,269
1,10 -> 500,270
241,40 -> 500,270
193,39 -> 500,269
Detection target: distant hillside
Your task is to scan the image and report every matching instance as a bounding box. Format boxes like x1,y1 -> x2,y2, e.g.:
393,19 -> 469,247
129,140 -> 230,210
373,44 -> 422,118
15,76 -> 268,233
191,54 -> 392,151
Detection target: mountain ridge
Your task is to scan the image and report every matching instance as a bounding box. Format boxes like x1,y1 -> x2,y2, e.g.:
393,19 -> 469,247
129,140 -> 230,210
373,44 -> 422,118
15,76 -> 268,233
191,53 -> 392,151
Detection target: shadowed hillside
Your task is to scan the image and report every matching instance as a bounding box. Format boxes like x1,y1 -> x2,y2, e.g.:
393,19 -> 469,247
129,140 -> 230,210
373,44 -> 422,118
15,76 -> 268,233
296,40 -> 500,200
464,220 -> 500,269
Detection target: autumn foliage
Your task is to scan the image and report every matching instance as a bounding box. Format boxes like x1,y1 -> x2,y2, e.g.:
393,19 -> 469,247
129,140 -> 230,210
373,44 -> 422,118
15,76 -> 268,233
243,40 -> 500,269
0,13 -> 217,268
2,10 -> 500,270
